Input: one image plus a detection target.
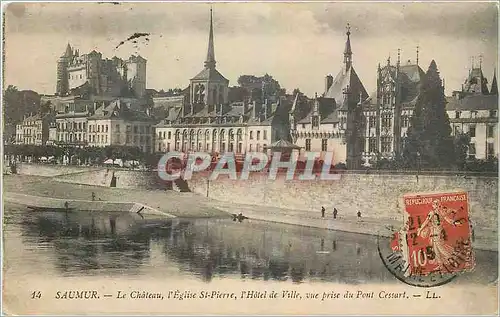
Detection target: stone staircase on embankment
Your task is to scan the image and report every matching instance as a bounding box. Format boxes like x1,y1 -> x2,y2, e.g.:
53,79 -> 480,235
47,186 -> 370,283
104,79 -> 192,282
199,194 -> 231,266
172,178 -> 191,192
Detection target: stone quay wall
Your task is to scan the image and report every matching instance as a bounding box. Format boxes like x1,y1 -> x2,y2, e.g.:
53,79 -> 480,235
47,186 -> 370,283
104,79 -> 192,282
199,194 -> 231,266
16,163 -> 100,177
14,164 -> 498,233
188,172 -> 498,232
16,163 -> 169,190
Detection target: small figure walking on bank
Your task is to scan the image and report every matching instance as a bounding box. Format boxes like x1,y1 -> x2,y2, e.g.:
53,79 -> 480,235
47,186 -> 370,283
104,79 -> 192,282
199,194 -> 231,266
91,192 -> 96,201
321,206 -> 325,218
64,201 -> 69,210
357,211 -> 362,220
333,208 -> 338,219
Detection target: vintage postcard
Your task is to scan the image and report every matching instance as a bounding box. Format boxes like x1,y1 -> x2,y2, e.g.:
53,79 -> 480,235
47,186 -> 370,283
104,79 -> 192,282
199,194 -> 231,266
1,1 -> 498,315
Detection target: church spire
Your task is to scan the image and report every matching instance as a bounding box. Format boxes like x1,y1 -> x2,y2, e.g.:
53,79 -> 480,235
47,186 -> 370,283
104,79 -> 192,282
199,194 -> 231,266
343,23 -> 352,70
204,8 -> 216,69
491,70 -> 498,95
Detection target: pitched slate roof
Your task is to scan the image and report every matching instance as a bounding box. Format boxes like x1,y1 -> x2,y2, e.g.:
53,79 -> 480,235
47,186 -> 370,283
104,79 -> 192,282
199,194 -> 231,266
324,66 -> 368,108
191,67 -> 229,83
88,100 -> 151,122
265,139 -> 301,150
365,63 -> 425,107
463,67 -> 489,95
446,95 -> 498,111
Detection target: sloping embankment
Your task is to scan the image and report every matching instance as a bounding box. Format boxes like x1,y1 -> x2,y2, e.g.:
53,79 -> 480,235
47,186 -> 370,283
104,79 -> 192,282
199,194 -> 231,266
4,192 -> 175,218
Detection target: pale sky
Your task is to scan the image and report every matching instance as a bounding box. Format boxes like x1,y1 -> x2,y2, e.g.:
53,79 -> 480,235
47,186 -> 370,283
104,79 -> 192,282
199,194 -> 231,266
3,2 -> 498,97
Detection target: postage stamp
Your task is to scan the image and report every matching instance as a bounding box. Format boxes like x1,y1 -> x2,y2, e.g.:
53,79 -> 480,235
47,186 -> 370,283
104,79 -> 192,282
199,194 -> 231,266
379,191 -> 476,287
2,1 -> 498,315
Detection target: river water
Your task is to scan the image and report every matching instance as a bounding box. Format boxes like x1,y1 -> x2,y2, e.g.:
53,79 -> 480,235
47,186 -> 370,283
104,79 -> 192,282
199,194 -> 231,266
3,204 -> 497,285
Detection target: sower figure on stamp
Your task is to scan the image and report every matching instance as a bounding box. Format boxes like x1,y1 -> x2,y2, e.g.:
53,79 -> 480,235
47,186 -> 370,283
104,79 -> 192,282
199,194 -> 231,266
416,200 -> 465,270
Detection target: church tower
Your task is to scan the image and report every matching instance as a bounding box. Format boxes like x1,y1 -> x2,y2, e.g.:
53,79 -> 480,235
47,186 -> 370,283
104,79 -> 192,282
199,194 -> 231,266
189,8 -> 229,110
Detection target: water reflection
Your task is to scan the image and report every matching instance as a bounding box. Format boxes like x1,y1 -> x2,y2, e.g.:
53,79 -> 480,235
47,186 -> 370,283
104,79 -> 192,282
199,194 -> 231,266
6,205 -> 498,285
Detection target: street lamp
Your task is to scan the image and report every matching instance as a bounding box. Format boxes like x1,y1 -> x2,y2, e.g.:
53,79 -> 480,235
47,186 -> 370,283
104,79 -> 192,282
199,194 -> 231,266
416,151 -> 421,181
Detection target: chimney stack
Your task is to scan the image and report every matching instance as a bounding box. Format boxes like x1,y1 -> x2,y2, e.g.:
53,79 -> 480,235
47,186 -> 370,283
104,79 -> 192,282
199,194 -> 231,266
325,75 -> 333,94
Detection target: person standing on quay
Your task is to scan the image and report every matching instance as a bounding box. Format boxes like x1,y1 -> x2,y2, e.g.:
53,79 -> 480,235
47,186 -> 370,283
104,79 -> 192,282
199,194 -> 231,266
333,208 -> 338,219
321,206 -> 325,218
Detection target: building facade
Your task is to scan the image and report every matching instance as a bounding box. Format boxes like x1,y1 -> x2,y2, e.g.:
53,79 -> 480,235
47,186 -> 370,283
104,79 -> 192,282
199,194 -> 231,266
53,97 -> 154,152
15,113 -> 54,145
155,9 -> 290,155
55,98 -> 95,146
447,66 -> 498,160
290,25 -> 368,168
87,100 -> 154,153
56,44 -> 147,98
360,50 -> 426,164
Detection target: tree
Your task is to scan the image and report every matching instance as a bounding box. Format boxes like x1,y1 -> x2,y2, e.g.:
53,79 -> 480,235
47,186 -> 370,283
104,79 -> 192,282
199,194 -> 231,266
453,132 -> 470,170
228,86 -> 248,102
3,86 -> 41,125
40,101 -> 52,115
237,74 -> 283,100
403,60 -> 454,169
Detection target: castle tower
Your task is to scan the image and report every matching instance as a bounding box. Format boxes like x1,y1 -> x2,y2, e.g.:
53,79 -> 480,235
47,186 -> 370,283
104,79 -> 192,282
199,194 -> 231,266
56,43 -> 72,96
126,55 -> 147,98
190,8 -> 229,107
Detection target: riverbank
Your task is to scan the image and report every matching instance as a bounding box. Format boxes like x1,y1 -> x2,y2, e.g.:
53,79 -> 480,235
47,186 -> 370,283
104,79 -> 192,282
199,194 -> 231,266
3,174 -> 497,251
3,175 -> 227,218
209,199 -> 497,252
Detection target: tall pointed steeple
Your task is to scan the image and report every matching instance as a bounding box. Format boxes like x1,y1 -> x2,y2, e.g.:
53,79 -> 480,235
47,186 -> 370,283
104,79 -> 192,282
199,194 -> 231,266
343,23 -> 352,70
64,43 -> 72,57
491,70 -> 498,95
204,8 -> 216,69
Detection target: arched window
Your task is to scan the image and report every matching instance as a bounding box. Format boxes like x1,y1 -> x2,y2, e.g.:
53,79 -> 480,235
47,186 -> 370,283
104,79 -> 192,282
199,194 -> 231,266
205,129 -> 210,140
213,129 -> 218,141
229,129 -> 234,141
220,129 -> 226,140
182,129 -> 188,139
250,131 -> 254,140
237,129 -> 243,141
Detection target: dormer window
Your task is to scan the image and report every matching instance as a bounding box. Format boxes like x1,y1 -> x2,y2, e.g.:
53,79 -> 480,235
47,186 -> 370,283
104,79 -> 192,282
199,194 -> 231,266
312,116 -> 319,128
